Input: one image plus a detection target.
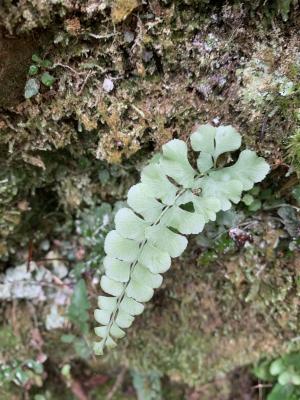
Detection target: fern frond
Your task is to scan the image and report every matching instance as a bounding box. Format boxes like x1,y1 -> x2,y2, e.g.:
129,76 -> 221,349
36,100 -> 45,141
94,124 -> 270,355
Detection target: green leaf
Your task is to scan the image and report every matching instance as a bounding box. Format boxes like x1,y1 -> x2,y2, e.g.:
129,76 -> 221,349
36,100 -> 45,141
270,359 -> 285,376
253,360 -> 274,381
160,139 -> 196,187
120,295 -> 144,315
68,279 -> 90,333
267,383 -> 295,400
162,206 -> 205,234
191,124 -> 216,154
110,323 -> 126,338
26,360 -> 43,374
100,275 -> 124,296
132,263 -> 162,289
104,230 -> 139,262
94,309 -> 112,325
115,310 -> 134,328
197,152 -> 213,173
34,395 -> 47,400
32,53 -> 43,64
97,295 -> 117,311
141,163 -> 177,205
106,336 -> 117,349
278,371 -> 294,385
242,194 -> 254,206
198,175 -> 243,211
103,256 -> 131,282
28,65 -> 39,75
95,324 -> 125,339
127,183 -> 164,222
177,192 -> 221,222
222,150 -> 270,191
41,72 -> 55,87
126,278 -> 154,302
214,125 -> 241,160
115,208 -> 149,241
248,199 -> 261,211
292,374 -> 300,385
145,225 -> 188,258
41,59 -> 52,68
191,124 -> 241,165
139,242 -> 171,274
15,369 -> 29,385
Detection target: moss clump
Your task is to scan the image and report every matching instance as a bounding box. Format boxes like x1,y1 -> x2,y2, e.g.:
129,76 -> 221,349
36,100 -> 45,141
287,129 -> 300,175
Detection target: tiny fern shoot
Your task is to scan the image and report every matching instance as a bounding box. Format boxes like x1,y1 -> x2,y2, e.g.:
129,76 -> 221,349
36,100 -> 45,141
94,124 -> 270,355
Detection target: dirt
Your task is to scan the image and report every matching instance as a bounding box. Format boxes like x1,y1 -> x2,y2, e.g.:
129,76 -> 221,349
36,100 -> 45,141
0,28 -> 51,108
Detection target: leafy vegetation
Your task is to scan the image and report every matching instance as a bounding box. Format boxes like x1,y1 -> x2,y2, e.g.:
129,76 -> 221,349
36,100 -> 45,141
254,352 -> 300,400
24,54 -> 55,98
94,124 -> 269,354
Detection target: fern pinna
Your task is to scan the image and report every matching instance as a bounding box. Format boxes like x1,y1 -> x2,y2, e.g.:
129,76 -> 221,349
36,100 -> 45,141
94,124 -> 269,354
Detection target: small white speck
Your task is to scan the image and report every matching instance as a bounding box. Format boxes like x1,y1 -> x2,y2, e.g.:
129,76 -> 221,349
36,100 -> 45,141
103,78 -> 114,93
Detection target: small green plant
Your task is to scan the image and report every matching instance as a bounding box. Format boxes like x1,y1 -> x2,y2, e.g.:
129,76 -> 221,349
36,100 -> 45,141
68,279 -> 90,334
94,124 -> 269,354
64,279 -> 93,359
0,359 -> 44,388
254,352 -> 300,400
24,54 -> 55,99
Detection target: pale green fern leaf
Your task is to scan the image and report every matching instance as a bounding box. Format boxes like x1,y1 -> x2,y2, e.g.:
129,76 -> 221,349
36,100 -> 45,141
127,183 -> 164,222
161,206 -> 206,234
94,123 -> 270,354
120,296 -> 144,315
115,208 -> 149,241
103,257 -> 130,282
126,279 -> 154,302
139,243 -> 171,274
141,164 -> 177,205
220,150 -> 271,190
104,231 -> 139,261
197,176 -> 243,211
145,225 -> 188,257
97,295 -> 117,310
197,152 -> 213,173
191,124 -> 241,172
160,139 -> 196,187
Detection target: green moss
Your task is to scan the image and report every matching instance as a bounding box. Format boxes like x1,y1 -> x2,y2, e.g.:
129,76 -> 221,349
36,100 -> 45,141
0,325 -> 21,357
287,129 -> 300,175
